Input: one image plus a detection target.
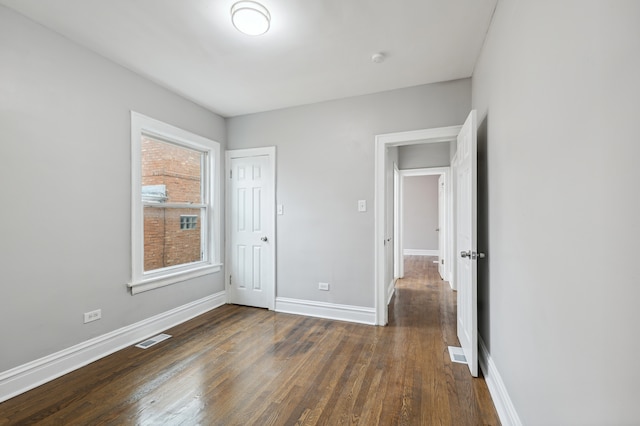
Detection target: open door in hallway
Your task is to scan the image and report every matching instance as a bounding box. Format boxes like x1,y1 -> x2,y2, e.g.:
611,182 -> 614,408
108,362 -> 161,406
455,110 -> 480,377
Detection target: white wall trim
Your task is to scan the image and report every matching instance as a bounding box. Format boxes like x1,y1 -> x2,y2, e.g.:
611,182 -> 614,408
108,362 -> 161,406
275,297 -> 376,325
403,249 -> 440,256
479,336 -> 522,426
0,291 -> 226,404
400,167 -> 450,177
393,164 -> 403,280
376,125 -> 463,147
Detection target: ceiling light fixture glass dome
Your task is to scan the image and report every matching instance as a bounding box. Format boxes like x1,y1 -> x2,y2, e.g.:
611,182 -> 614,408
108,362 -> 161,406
231,1 -> 271,36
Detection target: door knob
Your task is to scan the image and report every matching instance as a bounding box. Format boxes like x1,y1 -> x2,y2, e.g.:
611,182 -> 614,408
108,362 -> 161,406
461,251 -> 486,259
471,251 -> 486,260
260,236 -> 268,242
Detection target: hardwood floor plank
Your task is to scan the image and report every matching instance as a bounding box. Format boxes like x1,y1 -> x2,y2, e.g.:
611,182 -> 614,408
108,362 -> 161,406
0,256 -> 500,425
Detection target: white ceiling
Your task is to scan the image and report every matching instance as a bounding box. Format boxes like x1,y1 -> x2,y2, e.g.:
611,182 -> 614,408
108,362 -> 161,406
0,0 -> 497,117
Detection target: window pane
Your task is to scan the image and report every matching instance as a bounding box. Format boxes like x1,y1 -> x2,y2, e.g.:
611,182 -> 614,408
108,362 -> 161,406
144,207 -> 204,272
141,136 -> 203,204
180,214 -> 198,230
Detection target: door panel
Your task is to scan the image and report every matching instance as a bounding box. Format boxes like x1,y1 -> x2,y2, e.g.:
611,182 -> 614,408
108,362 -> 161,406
456,110 -> 478,377
229,152 -> 274,308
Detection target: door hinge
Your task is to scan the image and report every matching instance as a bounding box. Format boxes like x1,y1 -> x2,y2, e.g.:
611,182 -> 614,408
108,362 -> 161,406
230,169 -> 232,179
229,275 -> 232,285
441,259 -> 444,265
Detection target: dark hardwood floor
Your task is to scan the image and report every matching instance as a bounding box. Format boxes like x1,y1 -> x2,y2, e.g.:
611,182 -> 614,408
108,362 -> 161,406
0,256 -> 499,425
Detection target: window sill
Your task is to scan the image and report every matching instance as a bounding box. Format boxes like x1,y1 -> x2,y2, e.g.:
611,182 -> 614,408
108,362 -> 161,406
128,263 -> 222,295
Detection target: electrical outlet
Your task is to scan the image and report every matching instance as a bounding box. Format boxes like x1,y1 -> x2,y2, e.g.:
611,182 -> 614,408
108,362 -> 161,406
358,200 -> 366,212
84,309 -> 102,324
318,282 -> 329,291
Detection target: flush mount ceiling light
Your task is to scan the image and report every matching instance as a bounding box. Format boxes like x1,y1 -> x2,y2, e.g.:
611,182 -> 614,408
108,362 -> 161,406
231,1 -> 271,36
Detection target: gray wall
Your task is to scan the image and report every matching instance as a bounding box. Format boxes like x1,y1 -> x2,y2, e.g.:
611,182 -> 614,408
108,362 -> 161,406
398,142 -> 450,169
403,176 -> 439,251
472,1 -> 640,424
0,6 -> 226,372
227,80 -> 470,307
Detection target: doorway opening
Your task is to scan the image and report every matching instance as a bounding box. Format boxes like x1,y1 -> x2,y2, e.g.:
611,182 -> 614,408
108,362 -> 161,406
395,167 -> 452,286
375,111 -> 479,378
374,125 -> 461,326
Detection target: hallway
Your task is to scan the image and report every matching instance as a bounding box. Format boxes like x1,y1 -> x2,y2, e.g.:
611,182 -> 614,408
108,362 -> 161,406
0,256 -> 499,425
389,255 -> 499,424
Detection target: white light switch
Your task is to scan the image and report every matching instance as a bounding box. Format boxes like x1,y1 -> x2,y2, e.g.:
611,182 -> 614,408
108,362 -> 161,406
358,200 -> 367,212
277,204 -> 284,215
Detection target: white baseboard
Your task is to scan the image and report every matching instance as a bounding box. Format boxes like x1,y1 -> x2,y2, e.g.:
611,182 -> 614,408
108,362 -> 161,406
275,297 -> 376,325
0,291 -> 227,403
387,279 -> 395,305
479,336 -> 522,426
403,249 -> 439,256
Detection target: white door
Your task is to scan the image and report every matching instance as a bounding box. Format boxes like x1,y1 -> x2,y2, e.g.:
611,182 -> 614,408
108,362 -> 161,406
456,110 -> 479,377
438,175 -> 445,279
227,148 -> 275,309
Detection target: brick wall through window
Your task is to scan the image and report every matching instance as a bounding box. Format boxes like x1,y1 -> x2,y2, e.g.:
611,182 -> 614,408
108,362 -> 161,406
141,136 -> 202,271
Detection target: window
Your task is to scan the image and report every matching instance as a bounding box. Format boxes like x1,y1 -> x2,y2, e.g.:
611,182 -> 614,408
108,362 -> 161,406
180,215 -> 198,230
129,112 -> 221,294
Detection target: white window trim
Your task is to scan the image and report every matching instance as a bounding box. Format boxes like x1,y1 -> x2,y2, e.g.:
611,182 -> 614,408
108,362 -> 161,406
129,111 -> 222,295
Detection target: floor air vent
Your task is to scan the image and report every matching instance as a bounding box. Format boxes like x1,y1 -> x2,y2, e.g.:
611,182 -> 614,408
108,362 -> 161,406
448,346 -> 468,364
135,333 -> 171,349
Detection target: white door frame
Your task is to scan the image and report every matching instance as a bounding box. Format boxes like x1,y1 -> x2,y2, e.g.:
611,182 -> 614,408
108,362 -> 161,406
393,164 -> 402,280
398,167 -> 453,285
374,126 -> 461,325
225,146 -> 276,310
